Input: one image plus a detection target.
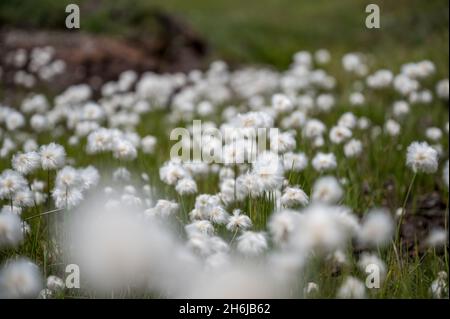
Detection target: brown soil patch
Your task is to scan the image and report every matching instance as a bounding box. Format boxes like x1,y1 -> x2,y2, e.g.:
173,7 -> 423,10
0,13 -> 208,95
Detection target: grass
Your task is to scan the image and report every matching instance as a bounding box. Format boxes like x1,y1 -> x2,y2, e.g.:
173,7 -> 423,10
1,84 -> 448,298
0,0 -> 449,299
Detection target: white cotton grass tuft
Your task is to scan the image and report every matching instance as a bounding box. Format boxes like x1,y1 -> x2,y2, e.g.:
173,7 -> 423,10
252,151 -> 284,192
175,178 -> 198,195
268,210 -> 299,246
315,49 -> 330,64
144,199 -> 179,218
185,220 -> 215,237
226,209 -> 252,232
236,173 -> 263,199
52,187 -> 84,209
271,131 -> 297,153
11,151 -> 40,175
0,211 -> 24,247
344,139 -> 363,158
281,186 -> 309,207
349,92 -> 365,106
291,204 -> 358,253
425,127 -> 442,141
80,166 -> 100,189
141,135 -> 157,154
159,160 -> 189,186
63,194 -> 296,298
39,143 -> 66,170
436,79 -> 449,100
23,139 -> 39,153
357,209 -> 394,248
303,119 -> 326,139
311,152 -> 337,172
86,128 -> 113,154
0,258 -> 43,299
236,231 -> 268,256
51,165 -> 99,209
337,276 -> 366,299
425,228 -> 448,248
367,69 -> 393,89
406,141 -> 439,174
66,196 -> 186,292
0,169 -> 28,200
393,100 -> 410,118
54,166 -> 82,189
271,94 -> 293,114
208,206 -> 230,225
316,94 -> 335,112
328,249 -> 348,268
311,176 -> 343,204
186,233 -> 216,257
384,119 -> 400,136
13,188 -> 34,207
329,125 -> 352,144
112,139 -> 137,161
283,152 -> 308,171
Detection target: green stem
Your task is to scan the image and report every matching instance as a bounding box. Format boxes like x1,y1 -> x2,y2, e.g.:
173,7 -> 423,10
23,208 -> 65,221
229,229 -> 239,245
395,173 -> 417,244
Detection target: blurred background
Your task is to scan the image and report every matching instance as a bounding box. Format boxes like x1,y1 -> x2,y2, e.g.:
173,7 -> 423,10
0,0 -> 448,96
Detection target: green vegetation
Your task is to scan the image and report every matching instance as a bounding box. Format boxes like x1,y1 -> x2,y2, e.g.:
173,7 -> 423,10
1,0 -> 448,70
0,0 -> 448,299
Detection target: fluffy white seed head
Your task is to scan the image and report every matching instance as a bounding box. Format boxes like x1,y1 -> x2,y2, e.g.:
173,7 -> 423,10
312,176 -> 343,204
344,139 -> 363,158
358,209 -> 394,248
337,276 -> 366,299
281,186 -> 309,208
0,258 -> 43,299
312,152 -> 337,172
0,212 -> 24,248
39,143 -> 66,170
237,231 -> 268,256
406,141 -> 439,173
226,209 -> 252,232
11,151 -> 40,175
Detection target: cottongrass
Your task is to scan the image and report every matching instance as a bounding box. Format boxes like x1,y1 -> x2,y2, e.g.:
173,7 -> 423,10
0,258 -> 43,299
0,47 -> 448,299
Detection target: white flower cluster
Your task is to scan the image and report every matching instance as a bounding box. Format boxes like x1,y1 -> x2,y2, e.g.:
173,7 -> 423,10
5,46 -> 66,88
0,47 -> 448,299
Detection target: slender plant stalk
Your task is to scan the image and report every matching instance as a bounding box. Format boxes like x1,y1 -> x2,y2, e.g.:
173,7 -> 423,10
229,229 -> 239,245
395,172 -> 417,244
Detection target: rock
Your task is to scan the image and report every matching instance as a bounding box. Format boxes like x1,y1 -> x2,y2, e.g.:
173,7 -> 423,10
400,191 -> 447,256
0,12 -> 208,97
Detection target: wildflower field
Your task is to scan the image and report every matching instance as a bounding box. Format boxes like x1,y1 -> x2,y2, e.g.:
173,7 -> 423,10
0,0 -> 449,299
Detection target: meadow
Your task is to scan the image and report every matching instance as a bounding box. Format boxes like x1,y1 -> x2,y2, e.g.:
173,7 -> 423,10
0,0 -> 448,299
